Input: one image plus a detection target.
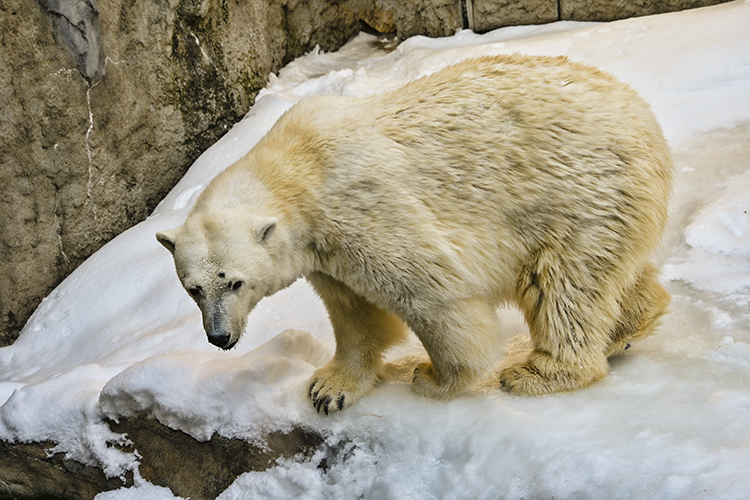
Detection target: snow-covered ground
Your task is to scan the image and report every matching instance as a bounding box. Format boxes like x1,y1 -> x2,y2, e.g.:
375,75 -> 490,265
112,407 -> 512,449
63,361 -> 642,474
2,1 -> 750,498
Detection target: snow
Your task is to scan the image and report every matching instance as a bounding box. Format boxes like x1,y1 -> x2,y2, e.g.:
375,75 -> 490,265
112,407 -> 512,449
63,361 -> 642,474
2,1 -> 750,498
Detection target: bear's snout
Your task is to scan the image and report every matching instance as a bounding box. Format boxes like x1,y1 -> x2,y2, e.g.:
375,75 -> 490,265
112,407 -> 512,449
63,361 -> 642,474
204,306 -> 237,350
207,330 -> 233,349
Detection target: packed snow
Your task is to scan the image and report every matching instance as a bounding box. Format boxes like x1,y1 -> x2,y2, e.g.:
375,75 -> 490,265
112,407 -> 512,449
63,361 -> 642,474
2,1 -> 750,498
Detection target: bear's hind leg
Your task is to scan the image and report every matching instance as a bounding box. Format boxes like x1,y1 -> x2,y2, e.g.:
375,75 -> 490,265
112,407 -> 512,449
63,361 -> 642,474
307,272 -> 408,414
500,255 -> 614,395
410,297 -> 501,400
605,264 -> 670,357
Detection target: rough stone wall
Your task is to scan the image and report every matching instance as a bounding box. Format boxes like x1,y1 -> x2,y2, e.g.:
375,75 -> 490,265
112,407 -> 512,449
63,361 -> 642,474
558,0 -> 731,22
0,0 -> 734,348
0,417 -> 323,499
0,0 -> 353,347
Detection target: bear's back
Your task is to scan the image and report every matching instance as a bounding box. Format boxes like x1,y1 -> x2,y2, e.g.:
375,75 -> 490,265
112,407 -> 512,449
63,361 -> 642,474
295,55 -> 670,243
248,55 -> 673,307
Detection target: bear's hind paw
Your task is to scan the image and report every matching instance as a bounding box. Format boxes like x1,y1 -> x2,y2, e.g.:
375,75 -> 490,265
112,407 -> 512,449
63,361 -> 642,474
499,355 -> 606,396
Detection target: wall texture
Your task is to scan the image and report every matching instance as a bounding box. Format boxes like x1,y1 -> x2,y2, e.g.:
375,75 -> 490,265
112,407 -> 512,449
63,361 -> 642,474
0,0 -> 732,347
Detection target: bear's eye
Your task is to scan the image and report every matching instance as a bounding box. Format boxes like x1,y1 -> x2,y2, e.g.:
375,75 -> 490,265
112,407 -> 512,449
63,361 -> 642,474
230,281 -> 243,291
188,286 -> 203,297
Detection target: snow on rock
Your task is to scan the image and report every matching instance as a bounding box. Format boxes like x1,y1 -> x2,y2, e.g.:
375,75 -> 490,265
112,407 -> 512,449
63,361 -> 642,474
1,1 -> 750,499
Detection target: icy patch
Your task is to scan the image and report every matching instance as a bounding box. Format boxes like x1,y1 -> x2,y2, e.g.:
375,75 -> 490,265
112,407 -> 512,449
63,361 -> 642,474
664,170 -> 750,294
714,336 -> 750,366
685,172 -> 750,257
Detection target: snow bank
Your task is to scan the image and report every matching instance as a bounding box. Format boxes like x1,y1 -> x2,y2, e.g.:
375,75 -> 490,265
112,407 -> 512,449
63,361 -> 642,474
1,1 -> 749,499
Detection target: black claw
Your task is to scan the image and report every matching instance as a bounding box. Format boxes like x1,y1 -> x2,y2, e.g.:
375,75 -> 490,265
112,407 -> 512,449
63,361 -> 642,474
323,396 -> 331,415
316,396 -> 325,413
309,381 -> 317,398
625,343 -> 632,350
337,394 -> 345,411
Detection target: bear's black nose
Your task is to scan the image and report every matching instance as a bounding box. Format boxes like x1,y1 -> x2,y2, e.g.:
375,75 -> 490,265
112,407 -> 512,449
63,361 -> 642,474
207,332 -> 232,349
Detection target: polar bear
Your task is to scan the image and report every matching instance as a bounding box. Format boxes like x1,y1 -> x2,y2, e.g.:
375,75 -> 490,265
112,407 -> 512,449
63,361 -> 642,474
157,54 -> 673,414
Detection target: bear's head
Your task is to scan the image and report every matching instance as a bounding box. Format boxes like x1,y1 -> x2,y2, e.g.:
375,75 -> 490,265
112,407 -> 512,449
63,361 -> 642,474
156,211 -> 279,350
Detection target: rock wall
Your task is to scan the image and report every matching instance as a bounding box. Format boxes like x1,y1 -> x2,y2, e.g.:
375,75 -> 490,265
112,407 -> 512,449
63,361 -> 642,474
0,418 -> 323,499
469,0 -> 731,31
0,438 -> 130,499
0,0 -> 351,346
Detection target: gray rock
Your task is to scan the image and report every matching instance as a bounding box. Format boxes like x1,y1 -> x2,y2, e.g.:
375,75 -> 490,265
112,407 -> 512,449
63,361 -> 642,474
38,0 -> 106,83
109,417 -> 324,499
470,0 -> 557,32
0,439 -> 130,499
559,0 -> 732,21
0,418 -> 323,499
0,0 -> 361,347
381,0 -> 464,39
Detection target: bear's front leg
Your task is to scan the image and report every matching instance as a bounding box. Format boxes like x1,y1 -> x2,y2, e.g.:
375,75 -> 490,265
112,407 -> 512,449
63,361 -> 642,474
306,272 -> 407,414
410,297 -> 502,400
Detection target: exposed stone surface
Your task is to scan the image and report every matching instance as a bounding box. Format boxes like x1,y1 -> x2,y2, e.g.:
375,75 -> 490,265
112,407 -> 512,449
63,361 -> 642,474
471,0 -> 557,32
38,0 -> 105,83
109,417 -> 324,499
0,439 -> 130,499
0,0 -> 361,347
560,0 -> 732,21
379,0 -> 464,39
0,419 -> 323,499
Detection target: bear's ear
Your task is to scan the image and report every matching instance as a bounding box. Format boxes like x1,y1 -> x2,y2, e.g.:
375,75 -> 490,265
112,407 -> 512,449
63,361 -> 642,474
253,217 -> 278,244
156,229 -> 178,255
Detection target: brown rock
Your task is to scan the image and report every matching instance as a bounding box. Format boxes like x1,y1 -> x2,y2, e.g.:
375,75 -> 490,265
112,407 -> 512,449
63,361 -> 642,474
560,0 -> 732,21
0,439 -> 130,499
0,418 -> 324,499
0,0 -> 362,347
470,0 -> 557,32
109,417 -> 324,500
385,0 -> 464,39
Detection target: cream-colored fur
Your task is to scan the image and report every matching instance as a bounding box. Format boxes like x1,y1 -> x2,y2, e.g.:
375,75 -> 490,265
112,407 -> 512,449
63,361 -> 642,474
157,54 -> 673,414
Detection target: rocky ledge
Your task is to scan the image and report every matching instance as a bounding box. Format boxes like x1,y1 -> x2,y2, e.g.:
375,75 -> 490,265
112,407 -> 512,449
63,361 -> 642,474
0,417 -> 323,499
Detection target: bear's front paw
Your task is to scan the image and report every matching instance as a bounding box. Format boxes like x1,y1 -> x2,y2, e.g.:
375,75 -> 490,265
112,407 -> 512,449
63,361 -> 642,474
308,378 -> 346,415
307,363 -> 380,415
